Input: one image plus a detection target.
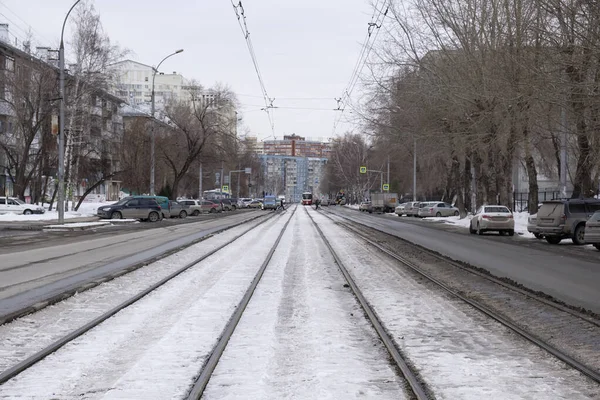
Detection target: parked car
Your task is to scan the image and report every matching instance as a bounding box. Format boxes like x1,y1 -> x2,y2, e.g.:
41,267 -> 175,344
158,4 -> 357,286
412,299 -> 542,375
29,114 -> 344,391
220,198 -> 237,211
527,214 -> 543,239
178,199 -> 203,216
240,198 -> 253,208
535,199 -> 600,245
416,202 -> 438,218
584,211 -> 600,251
168,200 -> 189,218
248,200 -> 263,209
404,201 -> 421,217
359,201 -> 372,212
97,196 -> 162,222
395,203 -> 407,216
418,202 -> 460,218
201,200 -> 222,213
469,205 -> 515,236
0,197 -> 45,215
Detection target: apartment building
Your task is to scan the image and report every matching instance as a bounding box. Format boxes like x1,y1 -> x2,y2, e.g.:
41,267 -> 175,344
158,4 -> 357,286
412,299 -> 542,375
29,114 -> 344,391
0,24 -> 124,201
110,59 -> 184,110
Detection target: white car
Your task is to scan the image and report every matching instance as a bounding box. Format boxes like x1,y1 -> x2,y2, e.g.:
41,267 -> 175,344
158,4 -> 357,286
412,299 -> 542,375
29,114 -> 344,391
0,196 -> 46,215
469,205 -> 514,236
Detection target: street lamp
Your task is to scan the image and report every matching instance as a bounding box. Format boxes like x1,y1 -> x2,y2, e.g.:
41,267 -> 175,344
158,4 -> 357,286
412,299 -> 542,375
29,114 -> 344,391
57,0 -> 83,224
149,49 -> 184,195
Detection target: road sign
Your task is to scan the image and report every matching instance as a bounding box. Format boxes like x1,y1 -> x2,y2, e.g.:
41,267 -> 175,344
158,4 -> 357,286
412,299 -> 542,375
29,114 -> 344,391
222,185 -> 229,192
224,176 -> 230,184
359,166 -> 367,174
245,167 -> 252,174
383,183 -> 390,191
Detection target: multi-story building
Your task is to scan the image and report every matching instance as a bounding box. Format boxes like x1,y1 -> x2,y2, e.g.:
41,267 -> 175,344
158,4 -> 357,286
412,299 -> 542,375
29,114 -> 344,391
255,134 -> 331,201
263,134 -> 331,158
0,24 -> 124,202
110,59 -> 184,110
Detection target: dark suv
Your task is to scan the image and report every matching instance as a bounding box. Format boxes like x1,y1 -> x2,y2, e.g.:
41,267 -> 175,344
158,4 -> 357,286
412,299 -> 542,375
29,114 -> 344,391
535,199 -> 600,244
97,197 -> 162,222
220,198 -> 237,211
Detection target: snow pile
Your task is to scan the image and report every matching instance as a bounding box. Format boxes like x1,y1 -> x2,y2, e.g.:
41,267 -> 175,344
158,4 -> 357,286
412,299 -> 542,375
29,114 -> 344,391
0,201 -> 115,222
418,212 -> 535,238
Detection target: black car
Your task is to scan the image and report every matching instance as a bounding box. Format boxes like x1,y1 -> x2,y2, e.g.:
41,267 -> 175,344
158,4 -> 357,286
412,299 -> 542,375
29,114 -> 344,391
97,197 -> 162,222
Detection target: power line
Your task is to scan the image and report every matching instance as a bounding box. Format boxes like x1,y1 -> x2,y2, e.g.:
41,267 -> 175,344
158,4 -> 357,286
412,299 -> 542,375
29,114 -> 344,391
231,1 -> 275,136
332,0 -> 389,136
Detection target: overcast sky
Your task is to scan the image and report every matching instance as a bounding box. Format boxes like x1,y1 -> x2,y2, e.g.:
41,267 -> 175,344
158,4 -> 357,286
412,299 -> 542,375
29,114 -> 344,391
0,0 -> 379,141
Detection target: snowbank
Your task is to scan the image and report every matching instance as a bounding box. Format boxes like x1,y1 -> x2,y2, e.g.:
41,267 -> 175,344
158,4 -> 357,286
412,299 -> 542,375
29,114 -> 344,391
0,201 -> 115,222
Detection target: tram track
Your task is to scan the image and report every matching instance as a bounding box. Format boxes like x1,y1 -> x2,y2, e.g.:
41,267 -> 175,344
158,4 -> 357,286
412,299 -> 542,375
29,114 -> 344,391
303,207 -> 430,400
0,211 -> 271,325
0,210 -> 283,386
321,208 -> 600,385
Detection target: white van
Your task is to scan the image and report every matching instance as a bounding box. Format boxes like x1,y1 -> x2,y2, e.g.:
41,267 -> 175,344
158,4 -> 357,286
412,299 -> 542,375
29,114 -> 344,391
0,197 -> 46,215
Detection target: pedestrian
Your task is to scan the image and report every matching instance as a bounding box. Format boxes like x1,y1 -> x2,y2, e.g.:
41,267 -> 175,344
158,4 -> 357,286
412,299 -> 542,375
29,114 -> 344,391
280,198 -> 285,210
315,198 -> 320,210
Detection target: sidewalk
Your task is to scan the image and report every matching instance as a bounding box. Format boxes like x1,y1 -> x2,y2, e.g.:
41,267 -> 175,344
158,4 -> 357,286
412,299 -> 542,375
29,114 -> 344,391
0,216 -> 102,231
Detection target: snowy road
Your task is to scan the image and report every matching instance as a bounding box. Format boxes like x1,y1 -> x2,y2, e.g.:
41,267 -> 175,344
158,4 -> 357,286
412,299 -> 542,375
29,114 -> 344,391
1,205 -> 598,399
0,211 -> 262,320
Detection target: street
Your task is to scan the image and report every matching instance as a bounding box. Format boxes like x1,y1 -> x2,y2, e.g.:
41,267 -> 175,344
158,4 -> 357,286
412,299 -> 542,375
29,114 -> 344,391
0,205 -> 599,399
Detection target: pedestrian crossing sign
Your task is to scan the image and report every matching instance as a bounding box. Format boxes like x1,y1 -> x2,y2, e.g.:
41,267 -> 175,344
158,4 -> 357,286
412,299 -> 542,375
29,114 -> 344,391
383,184 -> 390,191
222,185 -> 229,192
359,166 -> 367,174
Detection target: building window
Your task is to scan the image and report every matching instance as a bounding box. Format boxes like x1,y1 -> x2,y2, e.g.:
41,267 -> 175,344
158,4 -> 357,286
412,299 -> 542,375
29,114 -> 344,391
145,77 -> 148,82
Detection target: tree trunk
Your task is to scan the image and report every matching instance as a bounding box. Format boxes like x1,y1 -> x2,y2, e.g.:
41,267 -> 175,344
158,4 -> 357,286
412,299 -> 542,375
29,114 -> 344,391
74,172 -> 119,211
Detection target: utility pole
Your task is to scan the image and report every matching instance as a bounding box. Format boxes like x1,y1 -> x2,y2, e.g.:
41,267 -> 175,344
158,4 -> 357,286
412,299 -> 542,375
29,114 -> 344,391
220,160 -> 224,192
413,137 -> 417,201
57,0 -> 83,224
560,105 -> 567,198
198,162 -> 203,199
387,155 -> 390,190
149,49 -> 184,195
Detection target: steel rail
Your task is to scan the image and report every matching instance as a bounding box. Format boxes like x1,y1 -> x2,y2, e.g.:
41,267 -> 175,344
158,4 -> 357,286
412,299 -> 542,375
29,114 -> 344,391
304,208 -> 431,400
186,207 -> 296,399
322,210 -> 600,385
0,211 -> 282,385
324,209 -> 600,328
0,212 -> 271,325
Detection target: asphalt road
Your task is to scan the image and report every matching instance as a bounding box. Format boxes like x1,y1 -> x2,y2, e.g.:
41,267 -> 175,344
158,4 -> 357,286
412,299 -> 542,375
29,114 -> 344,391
0,210 -> 265,320
325,206 -> 600,314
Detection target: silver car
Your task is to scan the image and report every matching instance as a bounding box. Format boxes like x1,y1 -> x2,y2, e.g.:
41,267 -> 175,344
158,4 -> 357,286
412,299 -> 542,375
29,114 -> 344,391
404,201 -> 421,217
469,205 -> 515,236
179,199 -> 203,216
418,202 -> 459,218
584,211 -> 600,251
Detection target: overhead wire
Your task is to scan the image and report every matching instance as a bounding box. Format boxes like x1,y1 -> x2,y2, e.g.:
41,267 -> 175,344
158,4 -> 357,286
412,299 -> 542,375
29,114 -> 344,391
0,0 -> 54,47
231,1 -> 276,136
332,0 -> 389,136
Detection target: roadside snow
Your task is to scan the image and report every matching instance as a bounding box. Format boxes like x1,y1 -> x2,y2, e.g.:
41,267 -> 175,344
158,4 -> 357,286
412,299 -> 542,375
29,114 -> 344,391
0,201 -> 111,222
399,211 -> 536,239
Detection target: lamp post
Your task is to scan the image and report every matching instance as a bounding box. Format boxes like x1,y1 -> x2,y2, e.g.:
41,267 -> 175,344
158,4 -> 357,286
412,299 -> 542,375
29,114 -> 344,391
149,49 -> 183,195
57,0 -> 83,224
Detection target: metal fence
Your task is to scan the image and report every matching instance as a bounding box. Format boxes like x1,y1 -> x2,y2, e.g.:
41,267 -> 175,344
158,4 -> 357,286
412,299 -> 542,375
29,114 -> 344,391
512,190 -> 573,212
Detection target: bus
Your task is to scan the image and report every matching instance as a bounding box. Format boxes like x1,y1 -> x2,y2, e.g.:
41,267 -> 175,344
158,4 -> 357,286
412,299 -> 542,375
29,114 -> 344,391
301,192 -> 313,205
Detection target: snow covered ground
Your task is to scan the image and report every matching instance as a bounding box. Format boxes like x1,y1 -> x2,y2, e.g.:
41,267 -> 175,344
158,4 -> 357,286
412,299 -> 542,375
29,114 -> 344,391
311,208 -> 600,399
203,207 -> 407,399
0,201 -> 110,222
2,205 -> 598,398
0,213 -> 290,398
